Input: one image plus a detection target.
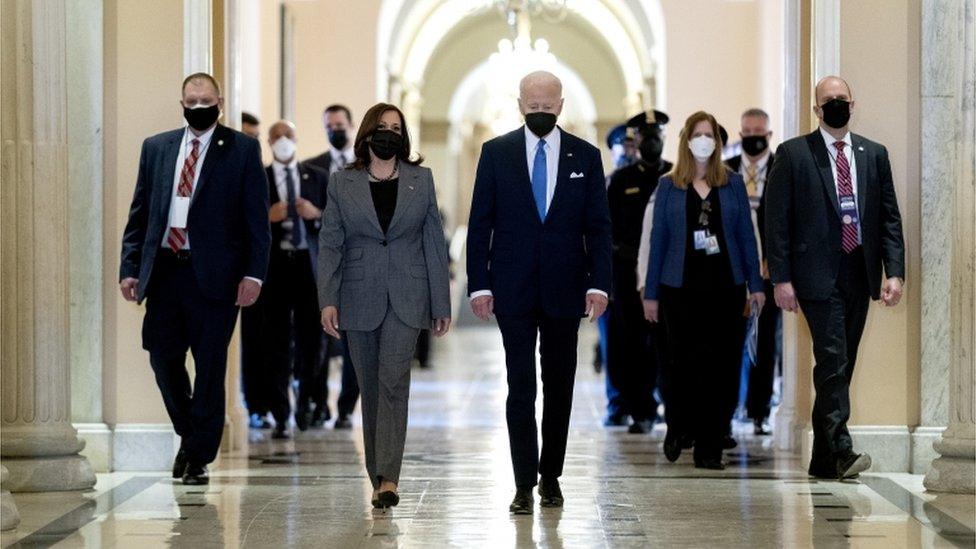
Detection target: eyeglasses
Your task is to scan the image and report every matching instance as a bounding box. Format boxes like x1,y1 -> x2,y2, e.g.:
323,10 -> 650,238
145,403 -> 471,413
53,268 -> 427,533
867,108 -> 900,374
698,199 -> 711,227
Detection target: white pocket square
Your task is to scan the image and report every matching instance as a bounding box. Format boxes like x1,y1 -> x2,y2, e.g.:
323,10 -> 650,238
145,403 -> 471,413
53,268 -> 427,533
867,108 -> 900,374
570,172 -> 585,179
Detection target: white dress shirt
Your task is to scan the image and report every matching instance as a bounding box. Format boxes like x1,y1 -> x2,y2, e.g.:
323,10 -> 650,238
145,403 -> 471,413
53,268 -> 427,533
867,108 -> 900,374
163,125 -> 215,250
820,127 -> 862,243
162,125 -> 262,285
272,159 -> 307,250
328,147 -> 355,174
470,125 -> 606,301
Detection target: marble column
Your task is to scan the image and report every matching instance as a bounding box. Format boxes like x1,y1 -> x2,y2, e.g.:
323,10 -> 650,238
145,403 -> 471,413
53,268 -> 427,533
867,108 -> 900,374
0,0 -> 96,492
923,0 -> 976,494
0,466 -> 18,530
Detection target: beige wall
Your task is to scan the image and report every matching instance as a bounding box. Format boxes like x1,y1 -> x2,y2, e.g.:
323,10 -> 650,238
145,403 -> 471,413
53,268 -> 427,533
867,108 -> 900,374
661,0 -> 771,157
839,0 -> 922,426
288,0 -> 383,162
102,0 -> 185,424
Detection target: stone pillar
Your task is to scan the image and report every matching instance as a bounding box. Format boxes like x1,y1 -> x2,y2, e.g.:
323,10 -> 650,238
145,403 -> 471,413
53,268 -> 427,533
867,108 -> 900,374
0,466 -> 18,530
923,0 -> 976,494
0,0 -> 96,492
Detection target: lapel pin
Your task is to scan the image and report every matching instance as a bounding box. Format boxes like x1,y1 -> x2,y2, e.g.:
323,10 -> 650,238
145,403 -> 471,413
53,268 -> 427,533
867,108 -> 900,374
303,173 -> 309,180
857,146 -> 864,152
217,139 -> 224,146
567,152 -> 573,157
408,185 -> 414,191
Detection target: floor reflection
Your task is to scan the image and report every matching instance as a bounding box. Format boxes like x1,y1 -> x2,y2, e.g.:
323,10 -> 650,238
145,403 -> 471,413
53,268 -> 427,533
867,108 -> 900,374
1,327 -> 973,548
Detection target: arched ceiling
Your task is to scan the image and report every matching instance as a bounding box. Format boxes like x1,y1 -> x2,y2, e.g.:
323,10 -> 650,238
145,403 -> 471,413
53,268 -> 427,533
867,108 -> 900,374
420,10 -> 629,123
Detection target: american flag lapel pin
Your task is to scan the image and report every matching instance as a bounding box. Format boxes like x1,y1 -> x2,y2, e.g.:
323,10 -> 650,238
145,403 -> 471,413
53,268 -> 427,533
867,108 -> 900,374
217,139 -> 224,146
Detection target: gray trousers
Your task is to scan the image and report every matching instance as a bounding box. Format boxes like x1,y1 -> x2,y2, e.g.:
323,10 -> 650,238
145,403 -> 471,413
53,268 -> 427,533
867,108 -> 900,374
344,305 -> 420,488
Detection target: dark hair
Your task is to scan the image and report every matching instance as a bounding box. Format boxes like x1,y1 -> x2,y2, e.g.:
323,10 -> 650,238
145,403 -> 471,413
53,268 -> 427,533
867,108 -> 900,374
241,111 -> 260,126
182,72 -> 221,96
324,104 -> 353,124
351,103 -> 423,170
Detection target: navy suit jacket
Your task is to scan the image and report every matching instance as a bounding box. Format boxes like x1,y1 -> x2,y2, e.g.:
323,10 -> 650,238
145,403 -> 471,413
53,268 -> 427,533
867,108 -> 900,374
266,162 -> 329,274
644,173 -> 763,300
120,124 -> 271,303
466,126 -> 612,318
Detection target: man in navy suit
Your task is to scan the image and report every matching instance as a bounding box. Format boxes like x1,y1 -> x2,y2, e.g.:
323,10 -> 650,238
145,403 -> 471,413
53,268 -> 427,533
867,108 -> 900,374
119,73 -> 271,485
466,71 -> 612,514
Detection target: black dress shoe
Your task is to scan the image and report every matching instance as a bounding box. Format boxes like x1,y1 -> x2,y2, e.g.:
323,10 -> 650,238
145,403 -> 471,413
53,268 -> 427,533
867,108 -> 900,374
694,458 -> 726,470
295,406 -> 310,432
172,448 -> 188,479
509,488 -> 534,515
663,430 -> 682,462
753,419 -> 771,436
376,490 -> 400,508
271,425 -> 290,439
837,452 -> 871,480
334,416 -> 352,430
538,478 -> 564,507
628,419 -> 653,434
310,406 -> 331,429
182,464 -> 209,485
722,435 -> 738,450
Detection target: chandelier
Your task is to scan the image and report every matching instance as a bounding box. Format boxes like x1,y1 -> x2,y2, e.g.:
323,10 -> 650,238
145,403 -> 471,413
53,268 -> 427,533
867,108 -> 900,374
485,0 -> 564,134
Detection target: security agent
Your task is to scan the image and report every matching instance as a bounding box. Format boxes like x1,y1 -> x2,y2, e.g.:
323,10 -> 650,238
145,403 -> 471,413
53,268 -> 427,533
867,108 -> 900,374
604,110 -> 672,433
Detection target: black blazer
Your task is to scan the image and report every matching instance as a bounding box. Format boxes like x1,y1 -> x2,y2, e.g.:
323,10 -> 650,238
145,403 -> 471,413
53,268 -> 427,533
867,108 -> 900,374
266,162 -> 329,271
727,153 -> 774,261
304,151 -> 334,174
466,126 -> 612,318
120,124 -> 271,303
764,130 -> 905,301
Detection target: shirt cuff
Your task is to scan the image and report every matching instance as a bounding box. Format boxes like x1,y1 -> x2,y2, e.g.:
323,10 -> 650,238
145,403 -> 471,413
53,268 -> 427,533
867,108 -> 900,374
587,289 -> 608,298
469,290 -> 493,301
244,276 -> 264,287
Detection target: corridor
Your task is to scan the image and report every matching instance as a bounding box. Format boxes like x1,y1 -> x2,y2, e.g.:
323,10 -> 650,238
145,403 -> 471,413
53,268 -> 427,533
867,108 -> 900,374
2,327 -> 973,548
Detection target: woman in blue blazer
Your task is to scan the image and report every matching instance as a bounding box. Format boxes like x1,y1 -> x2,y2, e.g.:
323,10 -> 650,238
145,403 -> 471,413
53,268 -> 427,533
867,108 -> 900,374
642,111 -> 764,470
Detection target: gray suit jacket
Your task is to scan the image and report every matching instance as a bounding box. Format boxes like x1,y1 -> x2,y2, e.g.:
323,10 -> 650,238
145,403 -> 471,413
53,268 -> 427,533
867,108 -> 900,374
317,163 -> 451,331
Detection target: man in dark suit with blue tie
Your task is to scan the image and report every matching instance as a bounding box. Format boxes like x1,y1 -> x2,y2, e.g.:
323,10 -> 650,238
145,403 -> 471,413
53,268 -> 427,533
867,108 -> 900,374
119,73 -> 271,485
467,71 -> 612,514
766,76 -> 905,481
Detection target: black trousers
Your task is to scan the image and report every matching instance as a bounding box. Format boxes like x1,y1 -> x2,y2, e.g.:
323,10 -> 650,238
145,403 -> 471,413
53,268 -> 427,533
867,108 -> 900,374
263,249 -> 321,426
799,248 -> 870,471
298,335 -> 359,419
142,250 -> 239,465
240,302 -> 268,417
605,257 -> 658,422
659,284 -> 746,460
497,311 -> 581,488
747,279 -> 781,422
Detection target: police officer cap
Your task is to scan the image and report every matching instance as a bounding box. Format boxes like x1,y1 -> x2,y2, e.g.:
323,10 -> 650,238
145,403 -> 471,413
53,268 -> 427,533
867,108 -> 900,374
625,110 -> 670,133
605,123 -> 630,150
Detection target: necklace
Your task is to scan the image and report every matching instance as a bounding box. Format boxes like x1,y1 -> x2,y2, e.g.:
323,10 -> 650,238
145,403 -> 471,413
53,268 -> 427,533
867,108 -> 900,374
368,159 -> 399,182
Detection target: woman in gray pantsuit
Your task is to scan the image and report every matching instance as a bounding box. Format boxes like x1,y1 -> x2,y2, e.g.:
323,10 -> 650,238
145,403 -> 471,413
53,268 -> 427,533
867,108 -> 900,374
318,103 -> 452,509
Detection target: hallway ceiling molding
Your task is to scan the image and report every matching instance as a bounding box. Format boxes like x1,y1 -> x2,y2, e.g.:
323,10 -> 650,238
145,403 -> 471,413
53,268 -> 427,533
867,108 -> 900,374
376,0 -> 665,110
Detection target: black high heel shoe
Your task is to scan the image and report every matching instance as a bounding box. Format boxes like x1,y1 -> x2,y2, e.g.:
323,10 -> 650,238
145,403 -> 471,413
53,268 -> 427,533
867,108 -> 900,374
376,490 -> 400,508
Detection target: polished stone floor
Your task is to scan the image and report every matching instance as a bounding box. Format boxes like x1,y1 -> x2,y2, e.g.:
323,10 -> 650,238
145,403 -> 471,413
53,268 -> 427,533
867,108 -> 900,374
3,326 -> 974,548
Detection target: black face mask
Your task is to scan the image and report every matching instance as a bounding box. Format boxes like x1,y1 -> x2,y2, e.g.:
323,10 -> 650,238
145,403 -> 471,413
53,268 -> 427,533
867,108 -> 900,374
819,99 -> 851,129
183,104 -> 220,131
639,135 -> 664,164
740,135 -> 769,157
525,112 -> 557,137
369,129 -> 403,161
328,129 -> 348,150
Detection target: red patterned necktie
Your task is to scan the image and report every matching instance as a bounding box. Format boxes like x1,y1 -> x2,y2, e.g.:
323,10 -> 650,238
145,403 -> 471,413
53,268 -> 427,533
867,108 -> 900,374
167,138 -> 200,251
834,140 -> 858,253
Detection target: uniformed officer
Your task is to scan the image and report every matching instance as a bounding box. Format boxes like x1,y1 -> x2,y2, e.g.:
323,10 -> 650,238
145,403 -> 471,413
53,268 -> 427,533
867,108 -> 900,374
604,110 -> 673,434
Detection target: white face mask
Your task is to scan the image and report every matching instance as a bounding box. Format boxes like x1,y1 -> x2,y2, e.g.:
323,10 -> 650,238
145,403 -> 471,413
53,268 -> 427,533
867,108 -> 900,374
272,136 -> 296,162
688,135 -> 716,161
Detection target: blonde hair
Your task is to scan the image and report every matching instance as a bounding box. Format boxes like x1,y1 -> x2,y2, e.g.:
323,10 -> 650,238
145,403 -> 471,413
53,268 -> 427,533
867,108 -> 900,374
668,111 -> 728,189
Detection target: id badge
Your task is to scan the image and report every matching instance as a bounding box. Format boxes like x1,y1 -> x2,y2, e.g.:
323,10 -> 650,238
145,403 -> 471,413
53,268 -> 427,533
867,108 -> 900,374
705,235 -> 721,255
694,230 -> 708,250
839,195 -> 859,226
170,196 -> 190,229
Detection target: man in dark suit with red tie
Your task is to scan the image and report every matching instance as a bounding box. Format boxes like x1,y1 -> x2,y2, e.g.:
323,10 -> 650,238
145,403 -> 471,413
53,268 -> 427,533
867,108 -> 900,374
765,76 -> 905,481
466,71 -> 612,514
119,73 -> 271,485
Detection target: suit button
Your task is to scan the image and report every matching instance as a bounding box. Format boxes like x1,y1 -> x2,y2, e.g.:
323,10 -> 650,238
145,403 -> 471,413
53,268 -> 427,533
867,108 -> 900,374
381,240 -> 388,247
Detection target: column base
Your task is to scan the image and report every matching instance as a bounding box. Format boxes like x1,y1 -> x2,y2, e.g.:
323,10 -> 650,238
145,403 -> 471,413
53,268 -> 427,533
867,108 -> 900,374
923,431 -> 976,493
3,455 -> 95,493
910,426 -> 945,474
0,490 -> 18,530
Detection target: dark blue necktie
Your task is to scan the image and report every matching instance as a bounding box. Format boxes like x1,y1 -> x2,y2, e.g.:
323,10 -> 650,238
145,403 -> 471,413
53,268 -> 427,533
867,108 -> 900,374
285,167 -> 303,247
532,139 -> 547,220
